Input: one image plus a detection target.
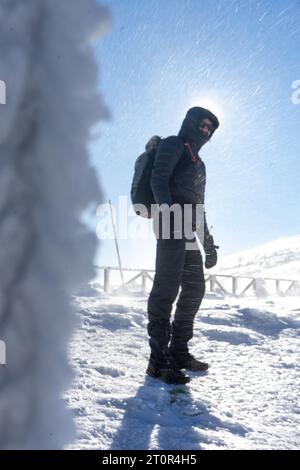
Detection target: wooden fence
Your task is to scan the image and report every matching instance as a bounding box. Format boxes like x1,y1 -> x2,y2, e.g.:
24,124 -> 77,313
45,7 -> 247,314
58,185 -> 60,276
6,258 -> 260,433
94,266 -> 300,297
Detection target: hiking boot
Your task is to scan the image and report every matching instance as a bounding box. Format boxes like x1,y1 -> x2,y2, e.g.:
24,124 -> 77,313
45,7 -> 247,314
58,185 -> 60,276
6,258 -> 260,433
146,361 -> 190,385
170,352 -> 209,372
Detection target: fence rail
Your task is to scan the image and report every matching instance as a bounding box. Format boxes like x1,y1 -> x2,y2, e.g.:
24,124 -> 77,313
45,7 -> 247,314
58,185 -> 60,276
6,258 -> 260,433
94,266 -> 300,297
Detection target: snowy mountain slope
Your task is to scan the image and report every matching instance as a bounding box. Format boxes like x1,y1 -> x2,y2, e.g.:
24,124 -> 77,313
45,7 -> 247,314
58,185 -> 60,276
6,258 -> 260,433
65,289 -> 300,450
215,235 -> 300,279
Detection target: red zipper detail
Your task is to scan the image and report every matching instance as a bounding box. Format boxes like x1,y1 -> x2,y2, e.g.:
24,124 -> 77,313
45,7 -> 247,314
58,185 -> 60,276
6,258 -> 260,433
184,142 -> 201,165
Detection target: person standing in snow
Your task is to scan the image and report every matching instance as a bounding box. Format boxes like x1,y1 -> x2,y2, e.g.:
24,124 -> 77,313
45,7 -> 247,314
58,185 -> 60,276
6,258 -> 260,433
146,107 -> 220,385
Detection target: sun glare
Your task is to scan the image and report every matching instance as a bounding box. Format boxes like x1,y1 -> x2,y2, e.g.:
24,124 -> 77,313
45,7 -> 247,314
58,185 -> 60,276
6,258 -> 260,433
187,97 -> 224,122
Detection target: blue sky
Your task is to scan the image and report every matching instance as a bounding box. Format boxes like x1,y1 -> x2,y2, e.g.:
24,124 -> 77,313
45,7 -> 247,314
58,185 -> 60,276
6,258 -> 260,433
90,0 -> 300,270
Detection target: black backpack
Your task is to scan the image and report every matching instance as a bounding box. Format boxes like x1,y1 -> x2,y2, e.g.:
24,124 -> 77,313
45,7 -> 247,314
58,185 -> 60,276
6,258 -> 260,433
130,135 -> 162,217
130,135 -> 195,217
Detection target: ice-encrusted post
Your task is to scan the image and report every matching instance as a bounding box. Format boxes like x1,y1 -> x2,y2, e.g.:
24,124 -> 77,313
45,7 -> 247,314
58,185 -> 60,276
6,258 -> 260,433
104,267 -> 111,293
0,341 -> 6,366
0,80 -> 6,105
0,0 -> 110,449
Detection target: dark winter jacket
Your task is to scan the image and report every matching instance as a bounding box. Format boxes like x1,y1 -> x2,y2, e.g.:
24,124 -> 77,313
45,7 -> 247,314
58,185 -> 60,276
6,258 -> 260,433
150,107 -> 219,232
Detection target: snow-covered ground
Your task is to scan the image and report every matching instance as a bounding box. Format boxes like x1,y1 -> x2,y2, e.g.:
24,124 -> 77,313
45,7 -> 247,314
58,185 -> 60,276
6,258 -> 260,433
65,286 -> 300,450
216,235 -> 300,280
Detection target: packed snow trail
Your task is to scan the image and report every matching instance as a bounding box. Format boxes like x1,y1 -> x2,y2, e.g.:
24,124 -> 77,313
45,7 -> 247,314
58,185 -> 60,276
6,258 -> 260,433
66,288 -> 300,450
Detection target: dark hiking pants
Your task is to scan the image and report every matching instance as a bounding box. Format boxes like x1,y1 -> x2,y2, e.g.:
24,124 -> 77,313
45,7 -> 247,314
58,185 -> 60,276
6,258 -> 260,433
147,232 -> 205,368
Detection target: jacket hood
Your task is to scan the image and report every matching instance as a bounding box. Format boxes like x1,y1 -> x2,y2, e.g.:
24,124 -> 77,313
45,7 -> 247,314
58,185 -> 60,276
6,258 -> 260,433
178,107 -> 220,151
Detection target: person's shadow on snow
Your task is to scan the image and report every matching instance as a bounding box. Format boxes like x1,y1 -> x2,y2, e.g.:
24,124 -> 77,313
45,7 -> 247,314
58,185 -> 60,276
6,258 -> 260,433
110,374 -> 248,450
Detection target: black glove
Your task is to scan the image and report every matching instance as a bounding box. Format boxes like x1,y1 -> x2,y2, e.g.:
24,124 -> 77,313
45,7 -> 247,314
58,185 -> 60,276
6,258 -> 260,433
203,234 -> 219,269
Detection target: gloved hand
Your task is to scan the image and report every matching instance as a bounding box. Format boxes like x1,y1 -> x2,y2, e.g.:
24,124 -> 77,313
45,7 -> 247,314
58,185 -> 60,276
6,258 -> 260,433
203,234 -> 219,269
